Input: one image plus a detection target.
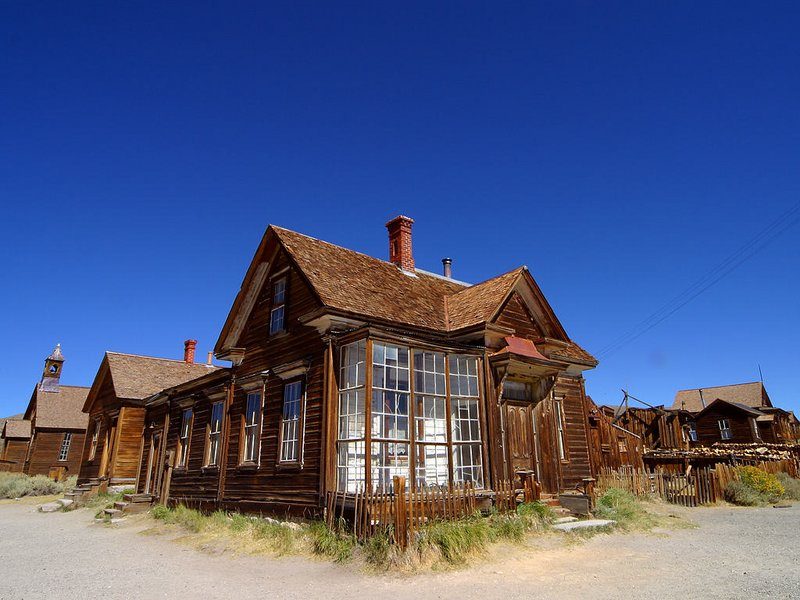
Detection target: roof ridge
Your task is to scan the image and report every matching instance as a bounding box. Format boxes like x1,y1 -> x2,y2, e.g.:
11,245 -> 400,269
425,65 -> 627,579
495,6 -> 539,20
675,381 -> 762,392
106,350 -> 215,366
272,224 -> 467,286
447,265 -> 525,298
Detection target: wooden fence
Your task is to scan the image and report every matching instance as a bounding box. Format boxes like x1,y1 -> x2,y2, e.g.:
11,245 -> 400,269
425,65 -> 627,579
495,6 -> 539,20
326,474 -> 541,547
596,458 -> 798,508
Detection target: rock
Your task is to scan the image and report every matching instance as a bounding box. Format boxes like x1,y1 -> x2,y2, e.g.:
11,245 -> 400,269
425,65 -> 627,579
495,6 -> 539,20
39,502 -> 62,513
552,519 -> 616,532
56,499 -> 74,508
553,516 -> 578,524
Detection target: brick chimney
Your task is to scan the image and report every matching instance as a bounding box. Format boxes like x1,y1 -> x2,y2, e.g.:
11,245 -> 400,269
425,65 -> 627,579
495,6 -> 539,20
184,339 -> 197,364
386,215 -> 415,272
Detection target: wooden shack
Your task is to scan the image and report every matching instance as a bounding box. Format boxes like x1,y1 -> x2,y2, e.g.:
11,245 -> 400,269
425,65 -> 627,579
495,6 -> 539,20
21,345 -> 89,478
0,419 -> 31,472
77,344 -> 218,489
139,216 -> 604,514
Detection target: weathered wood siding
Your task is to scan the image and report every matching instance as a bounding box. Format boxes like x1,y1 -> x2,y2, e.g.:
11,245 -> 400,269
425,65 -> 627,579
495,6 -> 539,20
494,292 -> 543,338
137,403 -> 169,496
554,376 -> 592,489
26,430 -> 85,476
78,374 -> 119,483
695,404 -> 757,445
108,406 -> 145,484
1,440 -> 29,471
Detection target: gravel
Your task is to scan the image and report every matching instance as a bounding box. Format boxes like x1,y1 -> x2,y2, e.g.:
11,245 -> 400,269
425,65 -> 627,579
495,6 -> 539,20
0,500 -> 797,599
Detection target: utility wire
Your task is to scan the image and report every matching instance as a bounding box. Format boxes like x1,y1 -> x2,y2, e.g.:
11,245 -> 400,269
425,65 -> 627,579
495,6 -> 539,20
596,201 -> 800,359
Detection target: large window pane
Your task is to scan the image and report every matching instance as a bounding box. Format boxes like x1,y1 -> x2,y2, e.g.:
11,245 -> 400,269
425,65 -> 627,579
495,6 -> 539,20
453,443 -> 484,487
415,444 -> 449,487
371,441 -> 409,490
338,389 -> 365,440
337,441 -> 365,493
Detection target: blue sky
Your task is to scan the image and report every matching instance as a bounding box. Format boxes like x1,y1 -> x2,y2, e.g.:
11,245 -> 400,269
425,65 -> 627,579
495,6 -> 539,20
1,2 -> 798,417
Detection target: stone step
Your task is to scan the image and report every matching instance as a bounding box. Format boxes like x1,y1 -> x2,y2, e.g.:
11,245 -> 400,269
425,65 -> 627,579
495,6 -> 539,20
103,508 -> 122,518
552,519 -> 616,532
553,516 -> 578,524
114,501 -> 129,511
56,498 -> 74,509
39,502 -> 62,513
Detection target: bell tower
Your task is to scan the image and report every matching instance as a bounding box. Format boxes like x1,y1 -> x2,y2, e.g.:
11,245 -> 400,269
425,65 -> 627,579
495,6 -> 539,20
41,343 -> 65,392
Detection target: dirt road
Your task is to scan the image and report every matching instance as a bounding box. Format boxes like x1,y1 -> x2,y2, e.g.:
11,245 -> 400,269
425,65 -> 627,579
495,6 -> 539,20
0,501 -> 797,599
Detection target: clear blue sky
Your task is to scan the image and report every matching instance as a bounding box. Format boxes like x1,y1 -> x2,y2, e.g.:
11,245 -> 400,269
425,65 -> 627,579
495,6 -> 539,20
2,2 -> 798,417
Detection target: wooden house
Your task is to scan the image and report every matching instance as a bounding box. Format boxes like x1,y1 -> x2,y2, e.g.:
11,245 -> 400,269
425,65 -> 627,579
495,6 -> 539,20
605,405 -> 695,450
0,418 -> 31,472
673,382 -> 799,445
138,216 -> 606,515
22,345 -> 89,478
77,342 -> 218,489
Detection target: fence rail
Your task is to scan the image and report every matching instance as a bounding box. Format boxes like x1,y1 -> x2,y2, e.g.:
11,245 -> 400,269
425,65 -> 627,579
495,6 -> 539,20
596,458 -> 798,508
326,474 -> 541,547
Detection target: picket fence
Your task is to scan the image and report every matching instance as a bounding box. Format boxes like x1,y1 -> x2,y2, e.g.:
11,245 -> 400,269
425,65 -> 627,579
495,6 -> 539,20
595,458 -> 798,508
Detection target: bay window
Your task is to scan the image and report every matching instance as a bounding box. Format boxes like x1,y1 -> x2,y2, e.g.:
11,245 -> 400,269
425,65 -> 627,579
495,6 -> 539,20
336,339 -> 484,493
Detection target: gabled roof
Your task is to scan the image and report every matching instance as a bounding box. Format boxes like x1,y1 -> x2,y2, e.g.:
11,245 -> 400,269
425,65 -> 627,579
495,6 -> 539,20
25,384 -> 90,430
84,352 -> 220,411
273,226 -> 466,331
216,225 -> 596,367
3,419 -> 31,439
672,382 -> 770,413
695,398 -> 765,419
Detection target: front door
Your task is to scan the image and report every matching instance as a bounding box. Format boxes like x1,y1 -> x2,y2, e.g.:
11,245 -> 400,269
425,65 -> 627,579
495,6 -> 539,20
505,403 -> 537,479
145,430 -> 163,497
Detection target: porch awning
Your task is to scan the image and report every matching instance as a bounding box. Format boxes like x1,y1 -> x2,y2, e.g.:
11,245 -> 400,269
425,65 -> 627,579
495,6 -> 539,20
489,336 -> 568,378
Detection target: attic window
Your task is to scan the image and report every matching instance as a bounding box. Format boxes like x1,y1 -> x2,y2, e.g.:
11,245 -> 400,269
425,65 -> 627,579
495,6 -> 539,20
269,277 -> 287,335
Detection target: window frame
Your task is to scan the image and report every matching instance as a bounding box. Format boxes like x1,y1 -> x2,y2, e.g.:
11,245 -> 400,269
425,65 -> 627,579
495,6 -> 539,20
554,396 -> 568,462
177,408 -> 193,469
240,390 -> 263,465
204,401 -> 225,467
334,338 -> 485,494
687,421 -> 698,442
58,432 -> 72,462
718,418 -> 733,440
87,419 -> 100,461
278,379 -> 306,465
269,276 -> 287,336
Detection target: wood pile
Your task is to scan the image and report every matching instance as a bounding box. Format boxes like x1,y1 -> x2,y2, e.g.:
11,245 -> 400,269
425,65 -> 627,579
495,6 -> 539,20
645,442 -> 800,463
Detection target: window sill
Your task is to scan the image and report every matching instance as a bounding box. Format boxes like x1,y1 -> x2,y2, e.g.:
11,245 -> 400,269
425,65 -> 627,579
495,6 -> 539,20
201,465 -> 220,474
276,462 -> 303,472
236,462 -> 259,473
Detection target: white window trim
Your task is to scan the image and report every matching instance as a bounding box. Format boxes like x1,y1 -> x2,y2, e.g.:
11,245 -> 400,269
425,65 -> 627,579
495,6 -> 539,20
279,380 -> 305,464
242,391 -> 263,465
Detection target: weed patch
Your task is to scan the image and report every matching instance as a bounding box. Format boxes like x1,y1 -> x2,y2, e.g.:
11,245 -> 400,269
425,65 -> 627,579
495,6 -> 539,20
0,473 -> 75,499
775,473 -> 800,501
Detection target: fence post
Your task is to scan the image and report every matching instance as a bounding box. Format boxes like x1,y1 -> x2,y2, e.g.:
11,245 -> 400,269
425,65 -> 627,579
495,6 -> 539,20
393,476 -> 408,550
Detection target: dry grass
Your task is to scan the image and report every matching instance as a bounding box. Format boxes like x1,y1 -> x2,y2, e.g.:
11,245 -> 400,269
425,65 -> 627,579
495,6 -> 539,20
146,501 -> 556,571
0,473 -> 76,499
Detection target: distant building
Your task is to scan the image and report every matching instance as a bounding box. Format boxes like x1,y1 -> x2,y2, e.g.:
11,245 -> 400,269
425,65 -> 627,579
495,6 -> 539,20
22,345 -> 90,477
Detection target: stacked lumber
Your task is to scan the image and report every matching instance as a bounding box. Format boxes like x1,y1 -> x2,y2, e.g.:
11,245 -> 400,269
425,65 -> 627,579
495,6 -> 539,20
645,442 -> 800,462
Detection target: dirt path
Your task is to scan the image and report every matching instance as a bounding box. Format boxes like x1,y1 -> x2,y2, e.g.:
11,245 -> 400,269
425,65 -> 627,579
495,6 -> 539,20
0,502 -> 797,599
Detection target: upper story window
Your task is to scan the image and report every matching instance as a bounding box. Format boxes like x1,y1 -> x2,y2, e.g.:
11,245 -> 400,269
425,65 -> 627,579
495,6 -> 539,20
750,417 -> 761,440
58,432 -> 72,461
178,408 -> 193,467
206,401 -> 224,466
280,381 -> 304,463
269,277 -> 287,335
687,422 -> 698,442
718,418 -> 733,440
242,392 -> 262,464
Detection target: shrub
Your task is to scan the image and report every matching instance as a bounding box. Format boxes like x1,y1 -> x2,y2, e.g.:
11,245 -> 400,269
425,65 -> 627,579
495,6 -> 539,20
724,480 -> 765,506
737,467 -> 784,501
776,473 -> 800,501
0,473 -> 73,499
308,521 -> 355,563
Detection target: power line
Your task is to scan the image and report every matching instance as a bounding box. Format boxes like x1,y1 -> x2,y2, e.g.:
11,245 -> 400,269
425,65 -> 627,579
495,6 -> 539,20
595,201 -> 800,359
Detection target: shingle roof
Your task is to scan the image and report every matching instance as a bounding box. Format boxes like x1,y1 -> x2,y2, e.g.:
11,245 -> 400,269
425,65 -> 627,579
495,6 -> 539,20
3,419 -> 31,439
220,225 -> 596,367
273,226 -> 466,331
672,382 -> 769,413
31,385 -> 90,430
695,398 -> 765,418
105,352 -> 220,401
446,268 -> 524,330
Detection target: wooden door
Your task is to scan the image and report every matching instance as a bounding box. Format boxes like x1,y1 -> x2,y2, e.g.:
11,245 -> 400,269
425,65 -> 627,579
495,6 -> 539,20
505,403 -> 537,478
145,430 -> 163,496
